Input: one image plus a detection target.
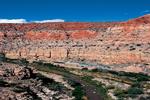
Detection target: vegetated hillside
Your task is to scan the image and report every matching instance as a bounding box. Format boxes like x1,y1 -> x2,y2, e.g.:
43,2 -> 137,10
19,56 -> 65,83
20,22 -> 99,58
0,14 -> 150,73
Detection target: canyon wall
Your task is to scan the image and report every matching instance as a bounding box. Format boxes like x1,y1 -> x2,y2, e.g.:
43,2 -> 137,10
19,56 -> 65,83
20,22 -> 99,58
0,14 -> 150,73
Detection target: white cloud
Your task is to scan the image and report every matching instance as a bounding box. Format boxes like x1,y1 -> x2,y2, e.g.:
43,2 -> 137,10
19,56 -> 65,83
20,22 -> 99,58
33,19 -> 65,23
140,10 -> 150,14
143,10 -> 150,13
0,19 -> 65,23
0,19 -> 27,23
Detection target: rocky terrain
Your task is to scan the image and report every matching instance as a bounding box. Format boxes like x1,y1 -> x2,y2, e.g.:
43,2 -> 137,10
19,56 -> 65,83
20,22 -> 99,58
0,61 -> 74,100
0,14 -> 150,73
0,53 -> 149,100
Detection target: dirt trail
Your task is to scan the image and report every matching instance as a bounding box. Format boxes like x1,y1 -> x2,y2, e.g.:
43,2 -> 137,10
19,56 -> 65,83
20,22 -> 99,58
38,70 -> 103,100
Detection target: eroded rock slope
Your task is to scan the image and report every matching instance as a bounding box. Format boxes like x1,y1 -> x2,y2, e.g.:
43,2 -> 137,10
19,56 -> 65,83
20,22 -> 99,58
0,14 -> 150,73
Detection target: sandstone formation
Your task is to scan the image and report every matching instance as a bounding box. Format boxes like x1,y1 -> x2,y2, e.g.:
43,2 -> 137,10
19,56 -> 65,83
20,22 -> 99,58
0,14 -> 150,73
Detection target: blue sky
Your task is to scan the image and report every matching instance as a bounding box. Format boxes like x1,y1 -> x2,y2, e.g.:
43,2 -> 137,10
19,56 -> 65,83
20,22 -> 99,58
0,0 -> 150,22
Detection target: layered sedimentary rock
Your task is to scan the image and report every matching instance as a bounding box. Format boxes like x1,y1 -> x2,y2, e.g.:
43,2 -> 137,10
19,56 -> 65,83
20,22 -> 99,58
0,14 -> 150,73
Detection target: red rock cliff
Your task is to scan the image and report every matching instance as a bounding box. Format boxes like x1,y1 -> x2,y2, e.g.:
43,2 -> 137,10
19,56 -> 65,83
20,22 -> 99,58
0,14 -> 150,73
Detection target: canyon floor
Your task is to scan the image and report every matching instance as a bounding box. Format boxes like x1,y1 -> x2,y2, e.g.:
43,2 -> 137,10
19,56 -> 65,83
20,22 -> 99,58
0,55 -> 150,100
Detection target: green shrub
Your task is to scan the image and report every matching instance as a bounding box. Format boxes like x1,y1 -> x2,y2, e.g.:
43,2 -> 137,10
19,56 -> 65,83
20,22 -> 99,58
67,80 -> 85,100
91,68 -> 99,72
131,82 -> 141,88
114,84 -> 144,99
137,74 -> 149,82
72,85 -> 85,100
114,88 -> 126,98
36,73 -> 67,91
12,86 -> 26,93
81,76 -> 108,99
81,76 -> 93,82
127,87 -> 143,98
0,53 -> 6,61
47,83 -> 64,91
20,58 -> 29,66
127,87 -> 143,95
36,73 -> 54,84
107,85 -> 115,90
0,79 -> 8,87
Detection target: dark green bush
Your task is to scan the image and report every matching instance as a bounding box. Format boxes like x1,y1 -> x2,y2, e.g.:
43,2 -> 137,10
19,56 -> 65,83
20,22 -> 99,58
137,74 -> 149,82
91,68 -> 99,72
127,87 -> 143,94
20,58 -> 29,66
72,86 -> 85,100
114,88 -> 126,97
106,85 -> 115,89
127,87 -> 143,98
67,80 -> 85,100
81,76 -> 108,99
0,79 -> 8,87
0,53 -> 6,61
47,83 -> 64,91
12,86 -> 26,93
131,82 -> 141,88
81,76 -> 93,81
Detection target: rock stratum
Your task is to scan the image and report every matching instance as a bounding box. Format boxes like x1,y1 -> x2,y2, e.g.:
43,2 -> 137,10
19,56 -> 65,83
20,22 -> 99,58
0,14 -> 150,73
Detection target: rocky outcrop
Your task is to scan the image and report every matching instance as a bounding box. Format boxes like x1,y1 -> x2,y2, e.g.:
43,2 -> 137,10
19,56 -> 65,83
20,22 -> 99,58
0,63 -> 33,81
0,62 -> 73,100
0,14 -> 150,73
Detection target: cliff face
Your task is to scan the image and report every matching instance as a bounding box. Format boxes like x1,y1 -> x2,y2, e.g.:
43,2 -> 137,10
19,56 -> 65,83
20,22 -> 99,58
0,15 -> 150,73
